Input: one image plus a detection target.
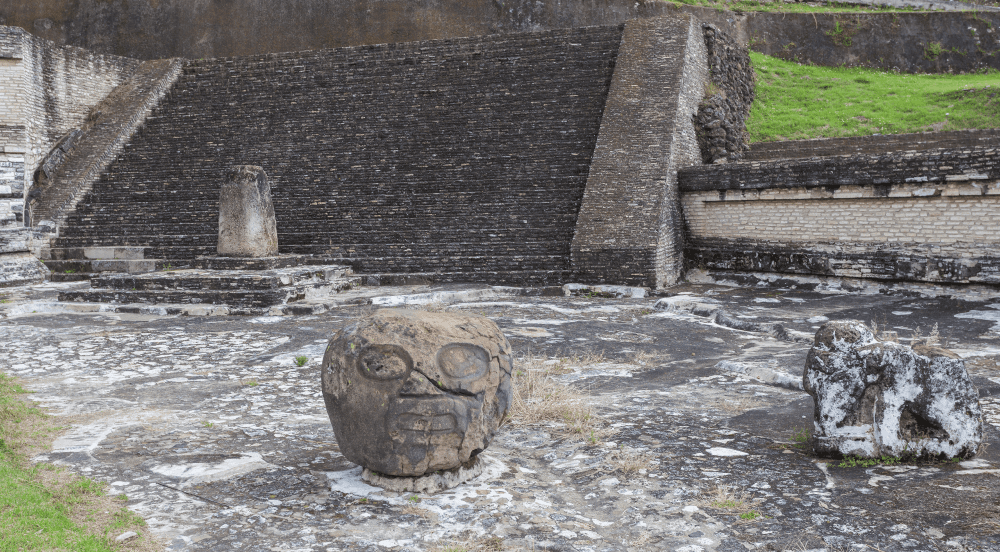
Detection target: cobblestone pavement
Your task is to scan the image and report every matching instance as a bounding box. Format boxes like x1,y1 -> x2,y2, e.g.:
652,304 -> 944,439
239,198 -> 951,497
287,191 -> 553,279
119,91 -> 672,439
1,281 -> 1000,551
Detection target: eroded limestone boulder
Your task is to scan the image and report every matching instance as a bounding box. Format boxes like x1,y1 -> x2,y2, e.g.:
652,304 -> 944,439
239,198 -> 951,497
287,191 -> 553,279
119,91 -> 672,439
804,320 -> 983,460
217,165 -> 278,257
321,309 -> 513,477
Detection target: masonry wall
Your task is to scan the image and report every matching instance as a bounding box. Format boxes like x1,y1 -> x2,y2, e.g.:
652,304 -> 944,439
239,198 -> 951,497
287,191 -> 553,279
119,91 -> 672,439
746,129 -> 1000,162
678,147 -> 1000,285
0,26 -> 138,222
6,1 -> 999,74
571,14 -> 707,289
53,26 -> 624,284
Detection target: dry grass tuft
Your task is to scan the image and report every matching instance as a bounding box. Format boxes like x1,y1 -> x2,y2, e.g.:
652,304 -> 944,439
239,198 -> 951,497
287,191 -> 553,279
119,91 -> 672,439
400,503 -> 438,522
507,354 -> 612,442
629,350 -> 669,370
605,446 -> 654,477
430,536 -> 506,552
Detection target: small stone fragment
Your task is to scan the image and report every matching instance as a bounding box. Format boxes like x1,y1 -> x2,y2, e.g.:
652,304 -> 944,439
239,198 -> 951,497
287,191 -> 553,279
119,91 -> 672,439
321,309 -> 512,478
217,165 -> 278,257
115,531 -> 139,543
803,320 -> 983,460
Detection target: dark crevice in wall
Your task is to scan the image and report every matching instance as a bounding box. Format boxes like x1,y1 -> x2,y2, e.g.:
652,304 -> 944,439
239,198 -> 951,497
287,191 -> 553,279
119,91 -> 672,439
693,23 -> 753,164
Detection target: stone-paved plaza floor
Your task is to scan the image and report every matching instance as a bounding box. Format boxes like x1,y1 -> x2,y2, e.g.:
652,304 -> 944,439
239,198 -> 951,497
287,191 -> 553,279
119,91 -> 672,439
2,280 -> 1000,551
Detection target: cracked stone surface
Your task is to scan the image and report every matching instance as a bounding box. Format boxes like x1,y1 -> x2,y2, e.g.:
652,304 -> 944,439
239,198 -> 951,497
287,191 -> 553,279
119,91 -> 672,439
1,281 -> 1000,550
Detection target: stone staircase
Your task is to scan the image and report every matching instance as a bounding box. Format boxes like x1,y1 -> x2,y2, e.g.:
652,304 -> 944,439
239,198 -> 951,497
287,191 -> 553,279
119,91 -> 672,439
28,58 -> 183,230
43,26 -> 623,285
59,264 -> 359,313
43,246 -> 158,282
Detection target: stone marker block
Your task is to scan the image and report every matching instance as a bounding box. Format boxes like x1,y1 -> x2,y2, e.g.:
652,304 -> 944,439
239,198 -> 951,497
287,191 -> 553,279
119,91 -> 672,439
218,166 -> 278,257
803,320 -> 983,460
321,309 -> 513,477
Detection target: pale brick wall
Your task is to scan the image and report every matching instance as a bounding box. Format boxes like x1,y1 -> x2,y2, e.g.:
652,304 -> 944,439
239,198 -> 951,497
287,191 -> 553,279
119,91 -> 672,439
0,26 -> 138,217
682,181 -> 1000,248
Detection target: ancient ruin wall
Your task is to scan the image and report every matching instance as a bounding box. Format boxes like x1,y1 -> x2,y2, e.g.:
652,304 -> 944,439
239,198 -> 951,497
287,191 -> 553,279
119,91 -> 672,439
5,1 -> 998,73
694,23 -> 753,164
571,14 -> 708,289
746,129 -> 1000,162
53,26 -> 623,283
678,147 -> 1000,285
0,26 -> 138,221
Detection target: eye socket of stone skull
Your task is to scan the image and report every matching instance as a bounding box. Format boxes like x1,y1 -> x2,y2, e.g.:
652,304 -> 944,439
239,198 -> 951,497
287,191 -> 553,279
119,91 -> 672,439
436,344 -> 490,382
357,345 -> 412,381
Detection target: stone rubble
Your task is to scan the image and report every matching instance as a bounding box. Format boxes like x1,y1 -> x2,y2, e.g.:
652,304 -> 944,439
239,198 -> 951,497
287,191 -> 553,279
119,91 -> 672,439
804,320 -> 984,460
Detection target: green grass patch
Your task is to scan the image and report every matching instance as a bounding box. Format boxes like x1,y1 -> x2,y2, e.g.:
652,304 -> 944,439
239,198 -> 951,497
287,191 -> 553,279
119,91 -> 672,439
0,373 -> 155,551
835,454 -> 903,468
748,51 -> 1000,142
661,0 -> 931,13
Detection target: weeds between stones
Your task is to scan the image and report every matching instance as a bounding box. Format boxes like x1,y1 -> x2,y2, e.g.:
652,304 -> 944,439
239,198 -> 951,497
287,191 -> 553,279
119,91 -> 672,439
702,484 -> 765,521
0,373 -> 160,551
294,355 -> 308,366
431,536 -> 505,552
605,445 -> 654,477
507,353 -> 613,442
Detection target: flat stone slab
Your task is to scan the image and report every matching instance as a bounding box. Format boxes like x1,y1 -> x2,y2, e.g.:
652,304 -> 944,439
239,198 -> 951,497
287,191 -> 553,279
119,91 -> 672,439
0,228 -> 32,254
0,252 -> 49,287
191,255 -> 330,271
2,282 -> 1000,550
86,265 -> 354,291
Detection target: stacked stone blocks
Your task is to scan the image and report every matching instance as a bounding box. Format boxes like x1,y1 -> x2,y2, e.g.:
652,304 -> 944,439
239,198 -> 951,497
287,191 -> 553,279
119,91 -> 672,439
679,145 -> 1000,285
50,26 -> 624,284
571,14 -> 708,288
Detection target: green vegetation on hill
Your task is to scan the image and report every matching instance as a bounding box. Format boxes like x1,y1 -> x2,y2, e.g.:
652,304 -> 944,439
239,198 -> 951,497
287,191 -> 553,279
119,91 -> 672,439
748,51 -> 1000,142
0,373 -> 154,551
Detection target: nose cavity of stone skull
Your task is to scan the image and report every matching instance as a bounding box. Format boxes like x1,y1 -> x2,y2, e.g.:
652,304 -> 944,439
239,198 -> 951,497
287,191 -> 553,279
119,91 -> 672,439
399,371 -> 445,396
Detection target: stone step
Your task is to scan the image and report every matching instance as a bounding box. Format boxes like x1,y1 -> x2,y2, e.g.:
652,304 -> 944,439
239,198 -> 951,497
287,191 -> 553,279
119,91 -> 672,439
43,246 -> 149,261
89,265 -> 353,291
43,259 -> 158,275
60,272 -> 359,308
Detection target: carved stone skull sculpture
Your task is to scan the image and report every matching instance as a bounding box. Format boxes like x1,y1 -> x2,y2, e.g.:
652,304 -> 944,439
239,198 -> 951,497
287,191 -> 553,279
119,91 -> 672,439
321,309 -> 513,477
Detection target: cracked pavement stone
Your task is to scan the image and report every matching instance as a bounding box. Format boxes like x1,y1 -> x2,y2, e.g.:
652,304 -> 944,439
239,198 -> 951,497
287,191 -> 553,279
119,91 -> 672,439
1,282 -> 1000,550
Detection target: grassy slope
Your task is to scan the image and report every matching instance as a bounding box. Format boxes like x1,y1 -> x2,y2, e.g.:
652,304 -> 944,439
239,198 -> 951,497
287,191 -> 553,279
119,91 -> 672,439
0,374 -> 155,551
748,51 -> 1000,142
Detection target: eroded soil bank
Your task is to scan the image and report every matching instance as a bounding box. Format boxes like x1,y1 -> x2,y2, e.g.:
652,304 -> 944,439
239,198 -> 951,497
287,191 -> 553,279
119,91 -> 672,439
1,280 -> 999,551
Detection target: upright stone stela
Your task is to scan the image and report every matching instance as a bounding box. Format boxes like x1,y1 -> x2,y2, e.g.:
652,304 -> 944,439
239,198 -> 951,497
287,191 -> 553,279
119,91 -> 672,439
218,166 -> 278,258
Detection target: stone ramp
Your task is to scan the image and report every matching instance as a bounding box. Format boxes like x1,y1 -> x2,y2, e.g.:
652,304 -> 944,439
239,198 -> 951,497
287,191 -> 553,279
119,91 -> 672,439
28,58 -> 183,229
49,26 -> 623,283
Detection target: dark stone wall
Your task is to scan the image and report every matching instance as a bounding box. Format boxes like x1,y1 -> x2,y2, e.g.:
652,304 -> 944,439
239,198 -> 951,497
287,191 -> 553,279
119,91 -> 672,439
747,11 -> 1000,74
0,0 -> 679,60
693,23 -> 753,164
746,129 -> 1000,162
52,26 -> 623,283
679,146 -> 1000,193
686,239 -> 1000,286
4,1 -> 998,73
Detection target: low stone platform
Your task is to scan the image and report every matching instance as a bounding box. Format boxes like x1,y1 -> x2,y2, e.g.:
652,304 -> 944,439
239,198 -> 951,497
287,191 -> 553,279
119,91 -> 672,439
0,228 -> 50,287
58,264 -> 358,311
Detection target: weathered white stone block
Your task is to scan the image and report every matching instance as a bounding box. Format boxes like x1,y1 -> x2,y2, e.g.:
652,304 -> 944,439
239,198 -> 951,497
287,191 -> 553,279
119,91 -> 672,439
803,320 -> 983,460
217,165 -> 278,258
